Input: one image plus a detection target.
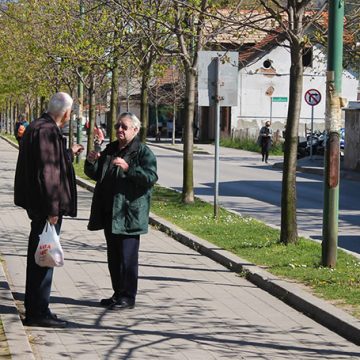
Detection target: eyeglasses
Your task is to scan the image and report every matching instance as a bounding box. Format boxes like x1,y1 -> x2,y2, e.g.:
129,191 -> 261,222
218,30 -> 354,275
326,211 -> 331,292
114,123 -> 132,131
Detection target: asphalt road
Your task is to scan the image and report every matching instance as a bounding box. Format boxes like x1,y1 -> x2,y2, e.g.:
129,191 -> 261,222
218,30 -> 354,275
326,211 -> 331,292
149,144 -> 360,256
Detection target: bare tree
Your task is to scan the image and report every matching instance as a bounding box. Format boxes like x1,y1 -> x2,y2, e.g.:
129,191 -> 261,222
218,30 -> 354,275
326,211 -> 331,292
255,0 -> 327,244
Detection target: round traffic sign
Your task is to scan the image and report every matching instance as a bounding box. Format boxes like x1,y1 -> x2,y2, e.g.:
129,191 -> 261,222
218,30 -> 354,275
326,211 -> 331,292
304,89 -> 321,106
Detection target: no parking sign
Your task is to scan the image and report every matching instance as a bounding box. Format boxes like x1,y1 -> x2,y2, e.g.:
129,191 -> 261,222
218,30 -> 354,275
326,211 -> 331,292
304,88 -> 321,159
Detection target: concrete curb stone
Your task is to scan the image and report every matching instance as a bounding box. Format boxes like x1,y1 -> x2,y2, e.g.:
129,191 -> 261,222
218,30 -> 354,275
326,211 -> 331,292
0,263 -> 35,359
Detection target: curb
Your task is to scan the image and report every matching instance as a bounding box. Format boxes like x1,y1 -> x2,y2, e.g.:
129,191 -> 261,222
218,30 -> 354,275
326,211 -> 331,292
76,176 -> 360,346
0,263 -> 35,359
147,142 -> 211,155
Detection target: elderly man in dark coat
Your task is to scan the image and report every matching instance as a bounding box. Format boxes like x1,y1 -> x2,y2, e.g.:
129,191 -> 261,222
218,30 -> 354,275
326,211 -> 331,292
14,92 -> 84,328
85,112 -> 158,310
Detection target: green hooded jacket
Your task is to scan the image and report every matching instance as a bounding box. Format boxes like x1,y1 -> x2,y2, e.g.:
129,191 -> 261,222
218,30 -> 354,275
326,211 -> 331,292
84,137 -> 158,235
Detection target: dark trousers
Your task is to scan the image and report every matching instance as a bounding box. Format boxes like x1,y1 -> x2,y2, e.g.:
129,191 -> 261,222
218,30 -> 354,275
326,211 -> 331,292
261,139 -> 271,161
25,214 -> 62,319
104,225 -> 140,301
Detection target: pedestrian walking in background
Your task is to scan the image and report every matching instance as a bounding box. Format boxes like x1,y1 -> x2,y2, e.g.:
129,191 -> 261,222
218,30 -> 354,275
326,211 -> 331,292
84,112 -> 158,310
259,120 -> 273,163
14,92 -> 84,328
14,113 -> 29,144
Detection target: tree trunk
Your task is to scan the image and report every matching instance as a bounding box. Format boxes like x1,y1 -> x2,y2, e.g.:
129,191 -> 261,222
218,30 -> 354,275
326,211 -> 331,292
155,86 -> 159,140
34,97 -> 40,120
139,69 -> 150,143
87,75 -> 96,155
109,57 -> 119,142
40,96 -> 46,115
9,99 -> 12,135
172,102 -> 176,145
280,47 -> 303,244
182,66 -> 196,204
6,99 -> 10,134
13,103 -> 17,136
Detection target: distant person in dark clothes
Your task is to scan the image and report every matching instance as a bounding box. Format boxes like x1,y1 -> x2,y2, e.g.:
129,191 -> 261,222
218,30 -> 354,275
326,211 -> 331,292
14,92 -> 84,328
85,112 -> 158,310
259,121 -> 273,163
14,113 -> 29,144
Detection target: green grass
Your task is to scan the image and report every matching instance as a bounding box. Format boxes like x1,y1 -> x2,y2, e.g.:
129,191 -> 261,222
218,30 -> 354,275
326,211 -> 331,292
0,320 -> 11,359
150,185 -> 360,318
73,160 -> 93,183
220,137 -> 283,155
0,132 -> 16,143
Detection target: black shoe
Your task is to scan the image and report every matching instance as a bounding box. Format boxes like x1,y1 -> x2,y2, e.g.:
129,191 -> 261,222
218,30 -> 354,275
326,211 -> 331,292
100,296 -> 119,307
110,298 -> 135,310
23,314 -> 68,328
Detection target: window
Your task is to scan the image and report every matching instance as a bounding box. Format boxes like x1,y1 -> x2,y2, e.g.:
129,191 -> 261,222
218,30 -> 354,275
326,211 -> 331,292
302,47 -> 313,67
263,59 -> 272,69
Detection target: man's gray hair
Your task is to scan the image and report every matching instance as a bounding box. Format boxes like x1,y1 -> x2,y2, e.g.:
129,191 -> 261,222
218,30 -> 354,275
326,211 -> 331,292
47,92 -> 73,115
118,112 -> 141,129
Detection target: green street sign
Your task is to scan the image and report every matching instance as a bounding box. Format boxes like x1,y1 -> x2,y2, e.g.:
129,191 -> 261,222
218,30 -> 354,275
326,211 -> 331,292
272,97 -> 288,102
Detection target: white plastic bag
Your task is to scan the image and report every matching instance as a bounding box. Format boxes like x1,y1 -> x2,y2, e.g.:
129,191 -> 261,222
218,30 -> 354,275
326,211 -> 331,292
35,222 -> 64,267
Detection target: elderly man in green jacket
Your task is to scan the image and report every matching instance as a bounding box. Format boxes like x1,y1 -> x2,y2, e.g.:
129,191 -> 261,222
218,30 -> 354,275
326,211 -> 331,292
85,112 -> 158,310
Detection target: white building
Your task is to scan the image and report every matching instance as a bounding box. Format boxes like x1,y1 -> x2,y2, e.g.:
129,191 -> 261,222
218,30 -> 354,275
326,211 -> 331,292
199,33 -> 358,140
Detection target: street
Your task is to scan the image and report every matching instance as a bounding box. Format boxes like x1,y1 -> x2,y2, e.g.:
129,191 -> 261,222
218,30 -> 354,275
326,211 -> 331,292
149,144 -> 360,256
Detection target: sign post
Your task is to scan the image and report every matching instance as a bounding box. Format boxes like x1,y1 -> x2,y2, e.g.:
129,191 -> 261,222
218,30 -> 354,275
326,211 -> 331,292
304,89 -> 321,160
270,97 -> 288,124
198,51 -> 238,218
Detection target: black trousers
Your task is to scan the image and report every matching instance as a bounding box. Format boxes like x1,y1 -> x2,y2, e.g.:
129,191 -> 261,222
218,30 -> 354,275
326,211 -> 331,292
25,213 -> 62,319
261,139 -> 271,161
104,224 -> 140,301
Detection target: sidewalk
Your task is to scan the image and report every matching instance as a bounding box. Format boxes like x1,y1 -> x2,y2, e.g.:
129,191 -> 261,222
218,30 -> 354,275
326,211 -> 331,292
1,137 -> 360,359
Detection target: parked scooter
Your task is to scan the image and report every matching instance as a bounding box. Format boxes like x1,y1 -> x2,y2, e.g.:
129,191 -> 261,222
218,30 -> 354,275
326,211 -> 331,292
297,130 -> 325,159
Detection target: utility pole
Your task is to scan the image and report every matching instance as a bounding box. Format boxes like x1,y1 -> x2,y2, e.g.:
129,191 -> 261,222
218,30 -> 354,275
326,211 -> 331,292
213,57 -> 221,219
322,0 -> 345,267
76,0 -> 84,163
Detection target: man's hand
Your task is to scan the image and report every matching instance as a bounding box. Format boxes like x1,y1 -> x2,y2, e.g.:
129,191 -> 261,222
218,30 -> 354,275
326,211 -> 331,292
72,144 -> 84,156
87,150 -> 100,164
113,157 -> 129,172
48,216 -> 58,225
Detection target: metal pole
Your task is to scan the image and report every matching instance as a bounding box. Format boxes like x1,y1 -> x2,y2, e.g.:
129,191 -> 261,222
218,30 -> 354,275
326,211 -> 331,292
270,97 -> 273,124
214,57 -> 221,219
76,0 -> 84,163
310,105 -> 314,160
322,0 -> 344,267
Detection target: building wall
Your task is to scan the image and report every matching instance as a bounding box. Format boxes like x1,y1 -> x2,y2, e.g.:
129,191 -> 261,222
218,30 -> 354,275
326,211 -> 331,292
344,106 -> 360,171
232,44 -> 358,137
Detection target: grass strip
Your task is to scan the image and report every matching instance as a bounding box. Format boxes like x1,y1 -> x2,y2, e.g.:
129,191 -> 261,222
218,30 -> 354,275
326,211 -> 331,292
151,185 -> 360,318
0,320 -> 11,359
220,137 -> 283,155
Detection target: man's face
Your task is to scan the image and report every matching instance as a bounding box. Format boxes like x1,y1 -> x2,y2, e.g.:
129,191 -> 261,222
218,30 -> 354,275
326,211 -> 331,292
59,108 -> 72,128
115,116 -> 138,143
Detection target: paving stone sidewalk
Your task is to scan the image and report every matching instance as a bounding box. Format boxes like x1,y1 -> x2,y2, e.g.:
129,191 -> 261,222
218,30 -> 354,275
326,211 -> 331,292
0,137 -> 360,359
